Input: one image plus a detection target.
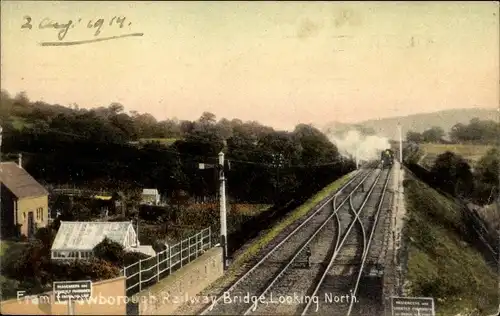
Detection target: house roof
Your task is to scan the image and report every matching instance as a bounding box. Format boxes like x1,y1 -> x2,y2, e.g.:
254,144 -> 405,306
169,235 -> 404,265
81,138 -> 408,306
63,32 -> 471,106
0,162 -> 49,199
51,221 -> 133,251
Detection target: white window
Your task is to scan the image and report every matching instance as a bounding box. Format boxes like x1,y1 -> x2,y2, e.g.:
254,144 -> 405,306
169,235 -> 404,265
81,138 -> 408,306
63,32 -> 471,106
35,208 -> 43,221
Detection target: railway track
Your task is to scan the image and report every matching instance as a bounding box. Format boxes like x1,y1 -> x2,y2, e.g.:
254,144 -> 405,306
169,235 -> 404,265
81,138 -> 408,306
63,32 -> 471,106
301,167 -> 392,316
198,166 -> 378,315
241,169 -> 382,315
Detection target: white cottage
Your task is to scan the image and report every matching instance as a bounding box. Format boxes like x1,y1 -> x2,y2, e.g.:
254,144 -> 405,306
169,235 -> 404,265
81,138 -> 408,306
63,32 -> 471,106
51,221 -> 156,260
141,188 -> 161,205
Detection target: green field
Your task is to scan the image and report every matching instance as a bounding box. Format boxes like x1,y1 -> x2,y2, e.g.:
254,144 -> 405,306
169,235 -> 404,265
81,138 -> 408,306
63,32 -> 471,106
404,175 -> 498,315
418,143 -> 494,168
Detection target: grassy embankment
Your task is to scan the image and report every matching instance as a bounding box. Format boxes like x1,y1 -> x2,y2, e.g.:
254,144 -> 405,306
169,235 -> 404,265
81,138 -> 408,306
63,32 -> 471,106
403,175 -> 498,316
418,143 -> 493,169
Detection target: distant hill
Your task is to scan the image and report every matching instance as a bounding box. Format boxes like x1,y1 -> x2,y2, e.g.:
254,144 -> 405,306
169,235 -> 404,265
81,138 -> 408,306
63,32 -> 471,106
323,108 -> 497,140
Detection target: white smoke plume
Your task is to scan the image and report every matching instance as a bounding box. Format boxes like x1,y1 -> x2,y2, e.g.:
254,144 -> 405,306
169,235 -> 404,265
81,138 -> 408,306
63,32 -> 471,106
327,130 -> 391,162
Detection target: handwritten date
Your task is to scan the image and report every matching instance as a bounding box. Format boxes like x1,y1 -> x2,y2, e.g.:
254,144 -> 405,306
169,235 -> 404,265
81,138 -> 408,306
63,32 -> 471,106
21,15 -> 132,41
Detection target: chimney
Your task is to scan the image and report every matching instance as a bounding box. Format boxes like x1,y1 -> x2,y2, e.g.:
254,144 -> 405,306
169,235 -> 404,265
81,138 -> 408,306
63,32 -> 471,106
18,153 -> 22,168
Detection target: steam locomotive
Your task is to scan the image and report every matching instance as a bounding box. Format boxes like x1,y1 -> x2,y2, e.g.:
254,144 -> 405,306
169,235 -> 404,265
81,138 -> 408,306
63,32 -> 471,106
380,149 -> 394,169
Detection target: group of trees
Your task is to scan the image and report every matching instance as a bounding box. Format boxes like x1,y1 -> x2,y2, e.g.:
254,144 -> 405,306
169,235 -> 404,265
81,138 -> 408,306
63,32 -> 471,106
0,90 -> 357,298
406,118 -> 499,144
404,145 -> 498,206
406,126 -> 446,143
1,90 -> 354,207
0,90 -> 185,142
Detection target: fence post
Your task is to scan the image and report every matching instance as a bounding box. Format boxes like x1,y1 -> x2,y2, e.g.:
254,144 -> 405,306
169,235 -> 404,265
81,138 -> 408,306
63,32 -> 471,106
138,260 -> 142,292
188,237 -> 191,263
180,240 -> 184,268
169,246 -> 172,275
208,226 -> 212,248
157,252 -> 160,282
195,232 -> 199,257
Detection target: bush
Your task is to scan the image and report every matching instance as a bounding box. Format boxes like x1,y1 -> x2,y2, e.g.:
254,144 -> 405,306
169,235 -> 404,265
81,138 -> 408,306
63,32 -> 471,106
93,237 -> 125,265
51,259 -> 120,282
123,251 -> 150,266
4,240 -> 52,286
152,240 -> 168,253
35,227 -> 57,247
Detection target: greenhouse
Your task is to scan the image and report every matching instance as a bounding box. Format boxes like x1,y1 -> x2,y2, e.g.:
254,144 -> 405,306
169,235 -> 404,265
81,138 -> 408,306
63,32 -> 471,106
51,221 -> 154,260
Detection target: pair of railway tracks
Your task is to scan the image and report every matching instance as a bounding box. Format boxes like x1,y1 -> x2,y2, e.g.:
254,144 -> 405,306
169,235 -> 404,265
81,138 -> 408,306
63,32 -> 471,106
198,165 -> 392,316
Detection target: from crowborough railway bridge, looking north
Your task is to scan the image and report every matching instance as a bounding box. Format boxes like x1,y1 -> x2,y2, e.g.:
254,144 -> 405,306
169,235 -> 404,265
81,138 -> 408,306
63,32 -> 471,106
1,2 -> 498,315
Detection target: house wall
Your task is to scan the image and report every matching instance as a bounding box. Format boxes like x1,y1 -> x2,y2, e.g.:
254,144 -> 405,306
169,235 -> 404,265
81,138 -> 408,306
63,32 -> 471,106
142,195 -> 158,204
0,183 -> 16,237
17,195 -> 49,237
0,276 -> 126,315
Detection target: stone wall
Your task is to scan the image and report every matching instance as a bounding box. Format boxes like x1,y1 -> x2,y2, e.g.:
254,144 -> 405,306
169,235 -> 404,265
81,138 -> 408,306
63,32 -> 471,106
136,246 -> 223,315
0,276 -> 126,315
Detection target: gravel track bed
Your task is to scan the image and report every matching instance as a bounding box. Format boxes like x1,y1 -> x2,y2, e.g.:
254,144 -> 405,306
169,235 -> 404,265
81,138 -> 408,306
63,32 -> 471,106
195,170 -> 375,315
310,209 -> 363,316
172,173 -> 360,315
349,169 -> 392,316
203,199 -> 338,315
305,169 -> 391,316
248,210 -> 340,315
174,168 -> 375,315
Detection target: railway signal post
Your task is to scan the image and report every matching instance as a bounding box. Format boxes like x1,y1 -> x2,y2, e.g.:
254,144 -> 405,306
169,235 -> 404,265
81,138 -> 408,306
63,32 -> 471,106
0,125 -> 2,210
199,152 -> 229,270
397,122 -> 403,168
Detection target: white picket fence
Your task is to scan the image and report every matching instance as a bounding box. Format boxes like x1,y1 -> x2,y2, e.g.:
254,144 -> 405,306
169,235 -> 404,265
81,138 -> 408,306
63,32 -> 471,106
122,227 -> 212,295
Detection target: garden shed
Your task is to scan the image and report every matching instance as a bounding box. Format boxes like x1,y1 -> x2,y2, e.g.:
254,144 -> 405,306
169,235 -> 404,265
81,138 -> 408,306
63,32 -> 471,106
51,221 -> 155,260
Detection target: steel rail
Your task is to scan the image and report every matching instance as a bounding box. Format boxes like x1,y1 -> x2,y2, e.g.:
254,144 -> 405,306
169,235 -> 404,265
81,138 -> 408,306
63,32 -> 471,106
301,168 -> 384,315
346,168 -> 392,316
241,201 -> 342,315
243,168 -> 379,315
199,168 -> 375,315
349,192 -> 367,255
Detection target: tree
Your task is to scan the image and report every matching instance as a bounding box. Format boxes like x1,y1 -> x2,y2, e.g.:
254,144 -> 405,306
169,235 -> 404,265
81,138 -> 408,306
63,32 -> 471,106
14,91 -> 30,107
473,148 -> 499,204
108,102 -> 124,114
198,112 -> 216,126
406,131 -> 423,143
431,151 -> 474,198
0,89 -> 14,121
449,118 -> 499,144
422,126 -> 445,143
2,88 -> 355,214
216,118 -> 234,140
93,238 -> 125,265
110,113 -> 137,140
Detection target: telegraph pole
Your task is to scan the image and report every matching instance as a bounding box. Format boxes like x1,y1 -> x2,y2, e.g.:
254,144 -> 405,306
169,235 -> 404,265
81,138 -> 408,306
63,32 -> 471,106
218,152 -> 228,270
272,153 -> 284,203
397,123 -> 403,167
199,151 -> 229,270
0,125 -> 3,211
355,147 -> 359,169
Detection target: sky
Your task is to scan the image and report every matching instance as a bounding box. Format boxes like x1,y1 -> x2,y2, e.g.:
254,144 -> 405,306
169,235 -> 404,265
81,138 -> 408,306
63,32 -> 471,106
1,1 -> 498,130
